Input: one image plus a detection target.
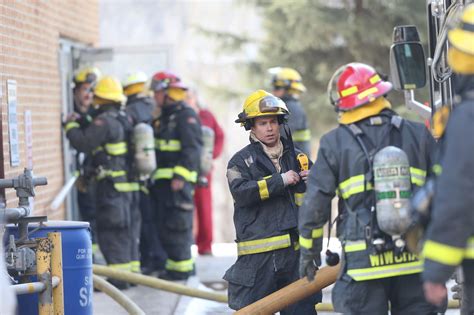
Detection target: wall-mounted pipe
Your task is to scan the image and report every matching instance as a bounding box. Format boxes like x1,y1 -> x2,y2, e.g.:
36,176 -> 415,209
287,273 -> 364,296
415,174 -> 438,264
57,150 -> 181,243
12,276 -> 60,295
1,207 -> 29,223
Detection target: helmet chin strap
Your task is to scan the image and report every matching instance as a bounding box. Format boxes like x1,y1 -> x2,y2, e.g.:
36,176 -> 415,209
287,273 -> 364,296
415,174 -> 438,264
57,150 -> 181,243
282,123 -> 299,172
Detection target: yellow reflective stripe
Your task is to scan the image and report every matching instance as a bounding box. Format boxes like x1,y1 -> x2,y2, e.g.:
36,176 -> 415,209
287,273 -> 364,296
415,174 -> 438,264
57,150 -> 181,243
156,139 -> 181,152
369,74 -> 381,84
153,168 -> 174,180
64,121 -> 80,132
423,240 -> 465,266
295,192 -> 305,206
338,174 -> 373,199
165,258 -> 194,272
114,182 -> 140,192
109,263 -> 131,271
173,166 -> 197,183
432,164 -> 442,176
466,237 -> 474,259
312,228 -> 323,239
257,179 -> 270,200
294,242 -> 300,251
140,185 -> 149,195
105,142 -> 128,155
130,260 -> 141,273
92,146 -> 103,155
293,129 -> 311,142
347,261 -> 423,281
340,86 -> 358,97
299,235 -> 313,249
237,234 -> 291,256
410,167 -> 426,186
96,170 -> 127,181
345,240 -> 367,253
357,87 -> 379,100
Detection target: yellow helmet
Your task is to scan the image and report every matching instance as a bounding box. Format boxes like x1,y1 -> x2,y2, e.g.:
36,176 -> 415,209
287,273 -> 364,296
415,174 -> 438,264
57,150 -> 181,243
74,67 -> 101,85
93,76 -> 126,104
269,67 -> 307,93
123,72 -> 148,96
235,90 -> 289,130
448,4 -> 474,74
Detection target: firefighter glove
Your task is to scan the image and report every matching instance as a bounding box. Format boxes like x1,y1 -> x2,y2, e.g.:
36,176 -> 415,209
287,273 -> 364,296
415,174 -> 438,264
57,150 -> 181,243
299,247 -> 320,281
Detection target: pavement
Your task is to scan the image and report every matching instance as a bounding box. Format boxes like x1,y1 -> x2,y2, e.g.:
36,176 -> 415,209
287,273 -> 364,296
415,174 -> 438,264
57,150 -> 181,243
93,242 -> 460,315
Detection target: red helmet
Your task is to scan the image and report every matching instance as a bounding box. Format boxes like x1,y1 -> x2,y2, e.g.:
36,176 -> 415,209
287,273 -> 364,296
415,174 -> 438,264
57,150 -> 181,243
328,63 -> 392,111
150,71 -> 188,91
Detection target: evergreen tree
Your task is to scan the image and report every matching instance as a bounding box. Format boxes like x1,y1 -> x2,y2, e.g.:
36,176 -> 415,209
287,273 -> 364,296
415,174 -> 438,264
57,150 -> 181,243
254,0 -> 428,134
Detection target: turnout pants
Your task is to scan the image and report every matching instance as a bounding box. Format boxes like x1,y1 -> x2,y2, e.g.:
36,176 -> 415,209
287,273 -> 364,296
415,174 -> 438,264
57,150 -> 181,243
139,188 -> 167,271
130,190 -> 142,273
194,173 -> 213,254
463,261 -> 474,315
224,238 -> 321,314
95,180 -> 132,271
332,272 -> 443,314
77,180 -> 97,245
152,181 -> 195,279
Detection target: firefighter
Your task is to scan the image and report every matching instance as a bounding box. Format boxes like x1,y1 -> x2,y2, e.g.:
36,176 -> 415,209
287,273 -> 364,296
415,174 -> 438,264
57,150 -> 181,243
122,72 -> 166,275
298,63 -> 439,314
64,76 -> 136,290
270,67 -> 311,156
123,71 -> 154,125
422,5 -> 474,312
186,88 -> 224,256
150,71 -> 203,281
224,90 -> 321,313
72,66 -> 101,256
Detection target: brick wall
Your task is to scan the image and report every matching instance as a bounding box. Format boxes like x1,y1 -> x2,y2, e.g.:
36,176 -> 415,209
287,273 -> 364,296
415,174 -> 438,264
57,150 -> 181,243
0,0 -> 98,218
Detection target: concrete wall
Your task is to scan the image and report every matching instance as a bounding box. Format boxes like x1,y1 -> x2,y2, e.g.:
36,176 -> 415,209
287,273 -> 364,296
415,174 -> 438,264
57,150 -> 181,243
0,0 -> 98,217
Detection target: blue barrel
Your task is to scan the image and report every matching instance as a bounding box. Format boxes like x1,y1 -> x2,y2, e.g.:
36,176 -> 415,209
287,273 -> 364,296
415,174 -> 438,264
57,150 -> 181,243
6,220 -> 93,315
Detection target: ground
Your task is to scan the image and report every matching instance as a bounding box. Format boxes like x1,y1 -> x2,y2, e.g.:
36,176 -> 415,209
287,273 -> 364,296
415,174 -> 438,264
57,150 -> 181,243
93,243 -> 460,315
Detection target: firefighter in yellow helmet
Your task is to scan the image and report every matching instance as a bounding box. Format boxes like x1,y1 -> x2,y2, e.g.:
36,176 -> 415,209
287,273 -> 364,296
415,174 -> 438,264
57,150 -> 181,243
422,4 -> 474,311
71,66 -> 101,262
149,71 -> 203,280
64,76 -> 136,290
270,67 -> 312,156
73,67 -> 101,122
224,90 -> 321,313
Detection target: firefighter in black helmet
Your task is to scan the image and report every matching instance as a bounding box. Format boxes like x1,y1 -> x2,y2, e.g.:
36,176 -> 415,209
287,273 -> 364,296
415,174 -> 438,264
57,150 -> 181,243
224,90 -> 321,313
270,67 -> 312,156
422,5 -> 474,312
150,71 -> 203,281
122,71 -> 166,275
65,76 -> 136,290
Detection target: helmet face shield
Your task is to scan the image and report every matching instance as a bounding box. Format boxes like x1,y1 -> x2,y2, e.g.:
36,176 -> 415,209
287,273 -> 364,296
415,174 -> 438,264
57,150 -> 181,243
259,96 -> 286,113
84,72 -> 98,84
150,78 -> 170,92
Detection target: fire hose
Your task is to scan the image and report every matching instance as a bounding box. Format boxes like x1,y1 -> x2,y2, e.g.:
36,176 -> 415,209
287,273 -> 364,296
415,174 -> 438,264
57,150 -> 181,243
93,264 -> 228,303
93,275 -> 145,315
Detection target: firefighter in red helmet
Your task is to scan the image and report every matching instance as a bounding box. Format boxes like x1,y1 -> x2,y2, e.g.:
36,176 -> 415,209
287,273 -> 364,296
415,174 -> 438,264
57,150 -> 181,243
298,63 -> 441,313
149,71 -> 203,280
